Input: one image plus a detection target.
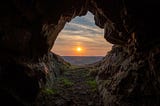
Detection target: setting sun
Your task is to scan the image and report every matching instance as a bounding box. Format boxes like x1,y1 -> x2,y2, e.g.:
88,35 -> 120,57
76,47 -> 82,52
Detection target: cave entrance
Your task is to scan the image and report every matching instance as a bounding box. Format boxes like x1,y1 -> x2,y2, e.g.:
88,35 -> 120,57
51,12 -> 112,65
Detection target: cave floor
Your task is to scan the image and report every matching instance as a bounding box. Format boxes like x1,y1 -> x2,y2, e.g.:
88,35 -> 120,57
36,66 -> 103,106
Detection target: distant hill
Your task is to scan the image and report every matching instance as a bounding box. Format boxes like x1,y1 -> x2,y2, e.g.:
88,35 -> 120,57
62,56 -> 104,65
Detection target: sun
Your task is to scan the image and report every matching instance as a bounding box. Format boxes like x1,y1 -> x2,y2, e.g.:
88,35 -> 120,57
76,47 -> 82,52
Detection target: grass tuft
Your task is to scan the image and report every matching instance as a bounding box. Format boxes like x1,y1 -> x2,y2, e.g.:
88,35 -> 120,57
60,78 -> 74,87
42,88 -> 58,95
86,79 -> 97,92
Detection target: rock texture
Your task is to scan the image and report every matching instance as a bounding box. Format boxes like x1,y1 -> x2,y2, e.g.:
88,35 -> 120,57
90,1 -> 160,105
96,45 -> 160,106
0,0 -> 87,105
0,51 -> 70,105
0,0 -> 160,105
36,67 -> 103,106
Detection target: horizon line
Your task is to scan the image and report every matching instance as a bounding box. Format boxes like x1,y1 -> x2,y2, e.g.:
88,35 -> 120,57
61,55 -> 105,57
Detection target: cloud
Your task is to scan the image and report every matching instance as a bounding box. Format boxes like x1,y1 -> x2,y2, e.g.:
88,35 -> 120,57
69,12 -> 95,26
62,12 -> 103,37
52,12 -> 112,56
62,23 -> 103,36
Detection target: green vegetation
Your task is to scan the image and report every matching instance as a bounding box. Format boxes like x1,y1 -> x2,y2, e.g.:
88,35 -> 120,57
60,78 -> 74,87
59,64 -> 79,74
42,88 -> 58,95
86,79 -> 97,92
70,65 -> 80,69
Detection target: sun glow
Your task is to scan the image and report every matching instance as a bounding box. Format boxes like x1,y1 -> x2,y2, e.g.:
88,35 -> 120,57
51,12 -> 113,56
76,47 -> 82,52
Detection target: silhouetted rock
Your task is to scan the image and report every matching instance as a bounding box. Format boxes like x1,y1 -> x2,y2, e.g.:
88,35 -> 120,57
0,0 -> 160,105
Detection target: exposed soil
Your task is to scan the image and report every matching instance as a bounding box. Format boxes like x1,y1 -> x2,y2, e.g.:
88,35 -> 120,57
36,66 -> 103,106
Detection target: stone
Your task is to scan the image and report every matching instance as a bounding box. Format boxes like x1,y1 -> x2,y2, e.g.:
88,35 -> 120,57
0,0 -> 160,105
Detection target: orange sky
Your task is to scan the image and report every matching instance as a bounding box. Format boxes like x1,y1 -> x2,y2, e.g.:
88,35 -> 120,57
51,12 -> 112,56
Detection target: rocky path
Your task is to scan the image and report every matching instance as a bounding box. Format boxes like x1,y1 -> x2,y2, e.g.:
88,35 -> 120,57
36,66 -> 103,106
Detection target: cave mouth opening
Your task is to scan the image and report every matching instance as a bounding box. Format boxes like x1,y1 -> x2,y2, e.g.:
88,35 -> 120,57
51,11 -> 112,65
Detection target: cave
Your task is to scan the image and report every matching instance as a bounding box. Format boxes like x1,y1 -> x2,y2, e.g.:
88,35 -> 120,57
0,0 -> 160,106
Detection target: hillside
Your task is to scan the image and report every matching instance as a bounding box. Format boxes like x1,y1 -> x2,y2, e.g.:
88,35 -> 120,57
62,56 -> 104,65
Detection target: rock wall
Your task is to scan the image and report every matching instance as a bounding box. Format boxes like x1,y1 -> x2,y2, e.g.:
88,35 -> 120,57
0,51 -> 70,105
0,0 -> 160,105
0,0 -> 87,105
91,1 -> 160,105
96,45 -> 160,106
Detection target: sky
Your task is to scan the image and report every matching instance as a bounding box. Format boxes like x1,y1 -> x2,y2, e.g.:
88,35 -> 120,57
51,12 -> 112,56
